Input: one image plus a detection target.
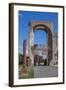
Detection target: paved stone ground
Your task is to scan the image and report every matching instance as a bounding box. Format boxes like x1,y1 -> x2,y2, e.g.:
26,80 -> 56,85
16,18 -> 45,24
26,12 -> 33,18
34,66 -> 58,78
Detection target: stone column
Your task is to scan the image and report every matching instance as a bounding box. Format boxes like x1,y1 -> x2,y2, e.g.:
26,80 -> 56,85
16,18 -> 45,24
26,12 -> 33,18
28,26 -> 34,65
23,40 -> 26,65
48,22 -> 54,65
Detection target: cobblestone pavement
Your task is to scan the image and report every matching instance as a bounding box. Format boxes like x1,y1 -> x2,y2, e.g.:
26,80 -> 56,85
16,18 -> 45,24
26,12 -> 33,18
34,66 -> 58,78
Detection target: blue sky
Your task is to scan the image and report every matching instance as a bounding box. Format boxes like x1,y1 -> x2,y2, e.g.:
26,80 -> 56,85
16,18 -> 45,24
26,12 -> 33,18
18,11 -> 58,54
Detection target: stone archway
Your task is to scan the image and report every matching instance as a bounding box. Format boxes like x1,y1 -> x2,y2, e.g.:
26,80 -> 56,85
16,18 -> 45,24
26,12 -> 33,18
28,21 -> 53,65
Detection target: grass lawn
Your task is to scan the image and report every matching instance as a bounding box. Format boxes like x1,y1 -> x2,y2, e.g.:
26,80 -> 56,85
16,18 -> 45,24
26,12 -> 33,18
19,65 -> 34,79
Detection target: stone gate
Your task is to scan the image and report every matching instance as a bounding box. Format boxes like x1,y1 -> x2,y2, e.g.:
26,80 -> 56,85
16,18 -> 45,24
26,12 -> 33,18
28,21 -> 57,66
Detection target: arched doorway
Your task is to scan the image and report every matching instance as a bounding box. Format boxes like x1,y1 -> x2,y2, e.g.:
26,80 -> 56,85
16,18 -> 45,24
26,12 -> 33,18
28,21 -> 53,65
34,30 -> 47,66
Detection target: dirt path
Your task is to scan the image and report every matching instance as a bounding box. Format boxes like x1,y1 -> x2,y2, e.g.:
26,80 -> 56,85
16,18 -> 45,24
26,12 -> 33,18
34,66 -> 58,78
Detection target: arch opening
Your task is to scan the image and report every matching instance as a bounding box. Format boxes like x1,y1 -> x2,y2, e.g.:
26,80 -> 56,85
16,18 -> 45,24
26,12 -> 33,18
33,29 -> 48,66
34,30 -> 47,46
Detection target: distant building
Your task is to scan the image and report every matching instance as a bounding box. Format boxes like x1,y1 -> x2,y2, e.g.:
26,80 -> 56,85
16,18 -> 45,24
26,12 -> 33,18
32,44 -> 48,60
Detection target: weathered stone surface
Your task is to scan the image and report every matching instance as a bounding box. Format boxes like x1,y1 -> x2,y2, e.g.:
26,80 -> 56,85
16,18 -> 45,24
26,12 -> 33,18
28,21 -> 58,66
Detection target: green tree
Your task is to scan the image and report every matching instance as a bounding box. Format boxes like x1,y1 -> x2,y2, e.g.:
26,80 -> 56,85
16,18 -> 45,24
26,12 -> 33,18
19,53 -> 23,65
